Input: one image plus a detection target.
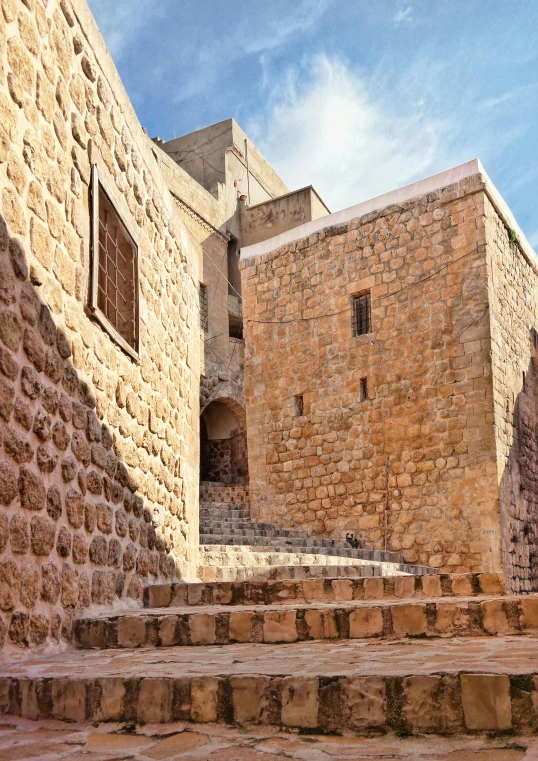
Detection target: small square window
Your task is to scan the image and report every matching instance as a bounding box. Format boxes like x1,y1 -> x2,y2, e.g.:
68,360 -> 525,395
199,283 -> 208,332
352,291 -> 371,336
90,165 -> 139,358
360,377 -> 368,402
294,394 -> 304,416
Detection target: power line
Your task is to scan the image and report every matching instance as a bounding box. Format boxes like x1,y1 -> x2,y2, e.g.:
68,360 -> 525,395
243,246 -> 482,325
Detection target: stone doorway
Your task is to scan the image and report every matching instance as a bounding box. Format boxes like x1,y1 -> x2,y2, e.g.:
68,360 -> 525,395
200,399 -> 248,483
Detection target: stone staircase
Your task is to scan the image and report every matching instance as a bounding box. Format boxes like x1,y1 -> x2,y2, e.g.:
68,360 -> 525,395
197,481 -> 435,581
3,569 -> 538,736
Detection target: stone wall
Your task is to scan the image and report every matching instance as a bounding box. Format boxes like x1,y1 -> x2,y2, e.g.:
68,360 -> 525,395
0,0 -> 200,656
241,175 -> 503,574
486,194 -> 538,593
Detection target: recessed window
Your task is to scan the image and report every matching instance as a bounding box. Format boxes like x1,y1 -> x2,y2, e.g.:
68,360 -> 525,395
360,377 -> 368,402
91,165 -> 139,358
352,290 -> 371,336
199,283 -> 208,332
294,394 -> 304,416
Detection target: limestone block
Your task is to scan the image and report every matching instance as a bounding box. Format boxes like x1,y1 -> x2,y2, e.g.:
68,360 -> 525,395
392,605 -> 427,637
342,677 -> 386,729
281,677 -> 319,728
349,607 -> 384,638
263,610 -> 297,643
231,675 -> 271,724
304,609 -> 338,640
95,678 -> 125,721
461,674 -> 511,730
30,515 -> 55,555
52,679 -> 86,721
229,611 -> 253,643
19,467 -> 46,511
189,614 -> 216,645
191,677 -> 218,723
481,600 -> 510,635
117,615 -> 147,647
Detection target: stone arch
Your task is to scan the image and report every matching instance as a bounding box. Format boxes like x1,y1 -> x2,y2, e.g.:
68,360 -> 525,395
200,396 -> 248,483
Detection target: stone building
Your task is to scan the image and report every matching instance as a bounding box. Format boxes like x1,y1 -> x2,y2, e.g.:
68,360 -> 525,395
241,160 -> 538,592
0,0 -> 329,655
154,123 -> 329,487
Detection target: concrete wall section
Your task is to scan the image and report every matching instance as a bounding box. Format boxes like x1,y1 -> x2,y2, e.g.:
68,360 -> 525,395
241,187 -> 330,248
241,175 -> 502,575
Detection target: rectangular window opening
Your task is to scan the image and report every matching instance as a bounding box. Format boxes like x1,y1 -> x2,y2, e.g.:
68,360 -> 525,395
360,377 -> 368,402
294,394 -> 304,417
199,283 -> 208,332
91,165 -> 139,358
352,290 -> 371,336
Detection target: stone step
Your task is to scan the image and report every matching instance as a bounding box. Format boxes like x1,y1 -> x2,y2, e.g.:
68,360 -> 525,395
195,563 -> 391,582
2,636 -> 537,733
200,540 -> 405,564
199,547 -> 411,570
74,590 -> 529,650
144,572 -> 505,608
199,523 -> 310,538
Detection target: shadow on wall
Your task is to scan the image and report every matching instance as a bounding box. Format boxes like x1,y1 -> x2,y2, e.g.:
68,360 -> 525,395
0,215 -> 186,656
499,332 -> 538,594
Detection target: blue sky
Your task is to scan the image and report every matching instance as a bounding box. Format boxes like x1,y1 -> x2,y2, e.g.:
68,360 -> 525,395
88,0 -> 538,248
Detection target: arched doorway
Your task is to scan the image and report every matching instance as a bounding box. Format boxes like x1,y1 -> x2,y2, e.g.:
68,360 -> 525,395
200,398 -> 248,483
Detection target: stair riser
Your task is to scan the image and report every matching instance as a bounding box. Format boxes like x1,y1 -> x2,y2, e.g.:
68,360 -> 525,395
0,672 -> 533,734
144,573 -> 505,608
197,565 -> 394,582
74,596 -> 538,650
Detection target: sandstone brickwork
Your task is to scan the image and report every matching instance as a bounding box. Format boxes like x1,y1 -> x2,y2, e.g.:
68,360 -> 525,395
0,0 -> 201,655
241,167 -> 536,583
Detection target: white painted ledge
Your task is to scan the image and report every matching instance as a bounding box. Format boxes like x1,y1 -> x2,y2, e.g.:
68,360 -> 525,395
240,159 -> 484,261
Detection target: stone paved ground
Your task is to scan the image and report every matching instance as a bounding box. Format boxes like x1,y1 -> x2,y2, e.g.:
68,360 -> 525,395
0,717 -> 537,760
3,636 -> 538,679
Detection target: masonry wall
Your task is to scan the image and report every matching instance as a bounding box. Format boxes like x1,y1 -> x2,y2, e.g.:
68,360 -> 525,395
486,194 -> 538,593
242,176 -> 502,574
0,0 -> 200,657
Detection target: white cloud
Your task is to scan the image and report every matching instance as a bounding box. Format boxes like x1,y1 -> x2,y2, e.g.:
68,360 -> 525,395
393,2 -> 413,25
247,55 -> 458,212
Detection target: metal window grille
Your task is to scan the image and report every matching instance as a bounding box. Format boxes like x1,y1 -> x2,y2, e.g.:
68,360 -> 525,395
352,291 -> 371,336
91,166 -> 139,358
199,283 -> 208,331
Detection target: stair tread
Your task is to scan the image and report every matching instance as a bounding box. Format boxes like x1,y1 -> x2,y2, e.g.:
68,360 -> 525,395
3,636 -> 537,679
78,591 -> 515,620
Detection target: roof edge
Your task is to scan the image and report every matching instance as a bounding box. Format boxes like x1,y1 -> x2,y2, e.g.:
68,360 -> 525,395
240,159 -> 484,261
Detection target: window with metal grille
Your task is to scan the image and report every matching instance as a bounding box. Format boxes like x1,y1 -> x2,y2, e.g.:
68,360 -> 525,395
90,165 -> 139,358
352,291 -> 371,336
199,283 -> 208,331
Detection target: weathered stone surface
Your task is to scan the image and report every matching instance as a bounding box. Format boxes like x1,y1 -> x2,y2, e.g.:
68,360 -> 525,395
52,421 -> 70,450
46,484 -> 62,520
84,501 -> 96,532
0,558 -> 20,610
0,375 -> 14,420
30,515 -> 55,555
61,563 -> 78,607
37,444 -> 58,473
122,542 -> 137,571
0,460 -> 18,505
72,533 -> 88,564
19,467 -> 46,511
41,561 -> 60,603
10,514 -> 30,554
14,397 -> 32,430
56,525 -> 72,557
20,562 -> 39,607
89,535 -> 107,565
4,425 -> 33,464
96,503 -> 112,534
20,365 -> 41,398
71,431 -> 90,466
65,488 -> 84,528
61,455 -> 77,482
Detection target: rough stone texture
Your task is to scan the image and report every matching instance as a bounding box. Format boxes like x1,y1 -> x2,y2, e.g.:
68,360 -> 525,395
0,0 -> 200,655
241,174 -> 534,584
